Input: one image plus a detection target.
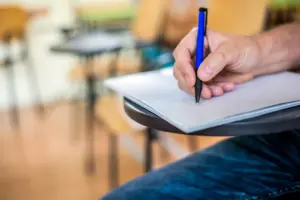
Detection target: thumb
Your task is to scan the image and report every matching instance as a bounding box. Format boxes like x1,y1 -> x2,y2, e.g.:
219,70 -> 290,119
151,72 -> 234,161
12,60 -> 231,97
197,43 -> 239,82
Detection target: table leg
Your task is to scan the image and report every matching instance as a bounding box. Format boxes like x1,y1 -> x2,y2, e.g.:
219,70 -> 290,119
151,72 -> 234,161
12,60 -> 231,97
85,55 -> 96,174
145,128 -> 157,172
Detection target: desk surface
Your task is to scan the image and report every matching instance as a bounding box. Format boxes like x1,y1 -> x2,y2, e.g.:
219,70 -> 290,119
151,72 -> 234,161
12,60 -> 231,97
51,30 -> 152,56
124,98 -> 300,136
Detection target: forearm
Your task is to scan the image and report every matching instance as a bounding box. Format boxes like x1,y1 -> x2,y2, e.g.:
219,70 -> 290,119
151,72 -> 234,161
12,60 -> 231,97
253,22 -> 300,76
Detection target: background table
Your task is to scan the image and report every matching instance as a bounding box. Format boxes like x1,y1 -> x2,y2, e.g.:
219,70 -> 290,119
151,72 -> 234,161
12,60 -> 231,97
51,30 -> 152,173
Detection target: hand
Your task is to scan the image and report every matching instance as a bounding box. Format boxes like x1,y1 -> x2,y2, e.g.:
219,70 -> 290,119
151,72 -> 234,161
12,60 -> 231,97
173,28 -> 261,99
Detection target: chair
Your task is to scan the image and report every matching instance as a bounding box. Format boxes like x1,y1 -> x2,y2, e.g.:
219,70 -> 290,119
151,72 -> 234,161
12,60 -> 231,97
264,0 -> 300,30
207,0 -> 269,35
96,94 -> 196,188
65,0 -> 172,139
0,5 -> 44,129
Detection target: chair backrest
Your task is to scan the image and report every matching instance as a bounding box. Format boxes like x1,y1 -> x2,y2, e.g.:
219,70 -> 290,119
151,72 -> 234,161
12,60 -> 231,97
131,0 -> 171,42
0,5 -> 29,40
207,0 -> 270,35
162,0 -> 199,48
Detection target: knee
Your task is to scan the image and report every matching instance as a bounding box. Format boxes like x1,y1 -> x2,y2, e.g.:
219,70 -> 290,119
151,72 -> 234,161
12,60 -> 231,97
100,188 -> 143,200
101,190 -> 121,200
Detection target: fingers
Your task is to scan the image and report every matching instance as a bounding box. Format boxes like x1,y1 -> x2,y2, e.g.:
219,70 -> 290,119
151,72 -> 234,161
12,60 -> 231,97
214,73 -> 253,84
174,67 -> 194,95
173,28 -> 198,88
215,82 -> 236,92
201,85 -> 212,99
208,85 -> 224,96
197,43 -> 239,82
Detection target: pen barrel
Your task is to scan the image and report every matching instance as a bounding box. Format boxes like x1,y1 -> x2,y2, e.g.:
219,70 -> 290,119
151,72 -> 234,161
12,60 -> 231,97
195,78 -> 202,92
195,77 -> 202,103
195,8 -> 207,70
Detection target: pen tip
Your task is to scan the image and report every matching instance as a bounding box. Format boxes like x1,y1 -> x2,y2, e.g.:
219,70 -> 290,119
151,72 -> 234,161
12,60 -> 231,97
195,96 -> 200,104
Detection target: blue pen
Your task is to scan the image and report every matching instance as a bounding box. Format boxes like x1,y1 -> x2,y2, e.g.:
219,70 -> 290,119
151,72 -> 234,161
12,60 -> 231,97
195,7 -> 208,103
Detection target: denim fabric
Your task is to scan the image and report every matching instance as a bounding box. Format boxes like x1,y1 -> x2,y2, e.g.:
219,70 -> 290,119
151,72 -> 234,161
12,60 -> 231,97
102,130 -> 300,200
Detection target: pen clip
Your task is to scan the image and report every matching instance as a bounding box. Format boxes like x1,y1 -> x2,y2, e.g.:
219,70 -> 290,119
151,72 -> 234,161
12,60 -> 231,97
199,7 -> 208,36
204,9 -> 208,36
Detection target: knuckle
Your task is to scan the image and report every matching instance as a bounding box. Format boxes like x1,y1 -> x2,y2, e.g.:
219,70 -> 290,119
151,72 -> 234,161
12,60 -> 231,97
173,68 -> 179,79
191,27 -> 198,33
173,47 -> 178,58
174,58 -> 186,73
177,81 -> 184,91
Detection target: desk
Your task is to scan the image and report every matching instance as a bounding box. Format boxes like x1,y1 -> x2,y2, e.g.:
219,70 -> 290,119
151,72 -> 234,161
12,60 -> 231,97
51,30 -> 152,173
124,97 -> 300,136
124,97 -> 300,170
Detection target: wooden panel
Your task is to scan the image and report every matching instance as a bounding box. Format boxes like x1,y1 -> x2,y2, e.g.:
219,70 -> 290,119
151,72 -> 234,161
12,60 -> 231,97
131,0 -> 171,41
207,0 -> 270,35
163,0 -> 199,46
0,5 -> 29,40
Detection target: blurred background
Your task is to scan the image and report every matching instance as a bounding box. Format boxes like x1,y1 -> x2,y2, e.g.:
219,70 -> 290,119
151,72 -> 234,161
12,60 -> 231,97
0,0 -> 299,199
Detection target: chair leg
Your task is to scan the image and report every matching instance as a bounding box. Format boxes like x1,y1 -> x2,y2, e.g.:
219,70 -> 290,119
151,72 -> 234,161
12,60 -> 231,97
23,37 -> 44,116
108,133 -> 119,189
70,98 -> 82,141
145,128 -> 157,172
4,59 -> 19,130
187,136 -> 198,152
3,35 -> 20,130
85,55 -> 96,174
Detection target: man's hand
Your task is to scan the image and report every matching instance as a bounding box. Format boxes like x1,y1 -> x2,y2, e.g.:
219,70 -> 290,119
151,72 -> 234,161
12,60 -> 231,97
173,28 -> 261,99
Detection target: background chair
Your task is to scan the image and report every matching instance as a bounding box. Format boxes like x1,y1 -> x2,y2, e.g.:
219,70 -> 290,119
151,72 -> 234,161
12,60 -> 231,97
0,5 -> 44,130
63,0 -> 171,138
264,0 -> 300,30
207,0 -> 269,35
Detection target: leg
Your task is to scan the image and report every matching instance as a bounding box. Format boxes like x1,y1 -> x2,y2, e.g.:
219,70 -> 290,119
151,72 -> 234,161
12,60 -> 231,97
145,128 -> 157,172
70,97 -> 82,141
22,33 -> 44,116
108,133 -> 119,188
3,34 -> 19,130
187,136 -> 198,152
102,130 -> 300,200
85,55 -> 96,174
4,55 -> 19,130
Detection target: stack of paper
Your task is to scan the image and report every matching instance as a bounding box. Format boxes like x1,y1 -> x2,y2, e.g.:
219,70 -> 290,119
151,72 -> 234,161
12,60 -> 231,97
104,68 -> 300,133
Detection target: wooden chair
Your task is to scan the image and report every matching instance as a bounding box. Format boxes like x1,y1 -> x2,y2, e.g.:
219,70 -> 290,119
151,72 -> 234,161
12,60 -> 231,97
0,5 -> 44,129
264,1 -> 300,30
207,0 -> 269,35
62,0 -> 173,177
66,0 -> 171,132
68,0 -> 171,79
95,94 -> 196,188
95,95 -> 145,188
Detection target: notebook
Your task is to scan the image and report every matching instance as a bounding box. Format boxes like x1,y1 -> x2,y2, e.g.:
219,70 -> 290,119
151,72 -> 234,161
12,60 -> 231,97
104,68 -> 300,133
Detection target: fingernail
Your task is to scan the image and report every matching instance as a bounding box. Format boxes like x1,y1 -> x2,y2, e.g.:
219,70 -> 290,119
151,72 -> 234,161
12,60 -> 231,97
199,66 -> 213,78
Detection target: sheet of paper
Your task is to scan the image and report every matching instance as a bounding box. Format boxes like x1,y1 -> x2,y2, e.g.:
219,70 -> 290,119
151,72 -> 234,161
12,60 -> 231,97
104,68 -> 300,133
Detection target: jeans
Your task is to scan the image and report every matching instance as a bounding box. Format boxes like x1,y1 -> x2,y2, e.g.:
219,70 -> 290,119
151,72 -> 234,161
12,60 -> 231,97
102,130 -> 300,200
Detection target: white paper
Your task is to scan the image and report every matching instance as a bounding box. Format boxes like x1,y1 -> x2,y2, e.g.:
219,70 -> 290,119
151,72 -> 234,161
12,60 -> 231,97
104,68 -> 300,133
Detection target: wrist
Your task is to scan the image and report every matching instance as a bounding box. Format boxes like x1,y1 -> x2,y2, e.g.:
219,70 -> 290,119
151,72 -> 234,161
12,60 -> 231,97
249,23 -> 300,76
250,33 -> 272,77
